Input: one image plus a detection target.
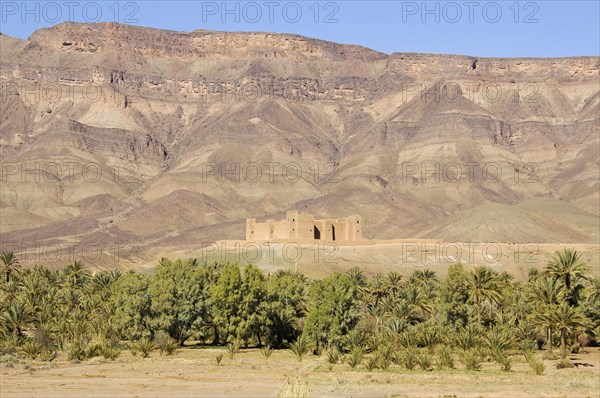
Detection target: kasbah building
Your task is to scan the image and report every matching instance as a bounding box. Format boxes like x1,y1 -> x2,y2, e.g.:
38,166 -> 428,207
245,211 -> 363,243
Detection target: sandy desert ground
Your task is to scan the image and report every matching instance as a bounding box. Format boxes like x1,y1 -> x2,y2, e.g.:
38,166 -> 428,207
168,242 -> 600,281
1,346 -> 599,398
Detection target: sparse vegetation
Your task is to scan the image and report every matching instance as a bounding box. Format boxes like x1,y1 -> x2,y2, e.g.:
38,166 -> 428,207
215,353 -> 223,365
290,335 -> 310,361
400,348 -> 418,370
277,376 -> 310,398
154,332 -> 178,356
436,346 -> 455,369
365,355 -> 379,370
461,350 -> 482,371
326,345 -> 341,364
135,338 -> 155,358
416,351 -> 433,370
524,351 -> 546,375
556,359 -> 575,369
261,345 -> 273,361
225,340 -> 240,360
347,348 -> 364,369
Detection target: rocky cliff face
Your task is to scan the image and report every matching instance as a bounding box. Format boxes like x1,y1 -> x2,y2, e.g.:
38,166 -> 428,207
1,23 -> 598,268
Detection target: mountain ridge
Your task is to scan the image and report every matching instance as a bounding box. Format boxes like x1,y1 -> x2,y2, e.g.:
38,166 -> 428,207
0,22 -> 598,269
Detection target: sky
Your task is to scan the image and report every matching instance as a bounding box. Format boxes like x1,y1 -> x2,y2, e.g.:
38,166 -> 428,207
0,0 -> 598,57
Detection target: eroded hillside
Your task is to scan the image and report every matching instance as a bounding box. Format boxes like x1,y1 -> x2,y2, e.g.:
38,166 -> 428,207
1,22 -> 598,268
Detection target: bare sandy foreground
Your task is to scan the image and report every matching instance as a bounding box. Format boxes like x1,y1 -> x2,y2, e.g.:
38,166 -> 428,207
166,242 -> 600,280
1,347 -> 599,398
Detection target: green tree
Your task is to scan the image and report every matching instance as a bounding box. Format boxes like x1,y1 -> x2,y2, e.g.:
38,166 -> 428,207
211,263 -> 243,343
1,252 -> 20,283
304,273 -> 360,350
239,264 -> 267,345
112,271 -> 152,341
550,302 -> 588,359
529,276 -> 565,357
264,271 -> 306,348
466,266 -> 503,324
1,300 -> 30,338
438,263 -> 472,327
581,275 -> 600,341
62,261 -> 90,289
545,249 -> 587,306
149,258 -> 210,346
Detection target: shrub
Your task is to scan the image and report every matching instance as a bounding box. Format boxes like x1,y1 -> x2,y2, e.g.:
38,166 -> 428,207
225,340 -> 240,360
556,359 -> 574,369
84,342 -> 102,359
290,336 -> 310,362
401,348 -> 418,370
347,348 -> 364,369
366,333 -> 382,353
33,328 -> 55,354
416,351 -> 433,370
154,332 -> 177,356
397,329 -> 418,348
461,350 -> 482,371
436,346 -> 455,369
491,348 -> 512,371
0,354 -> 17,365
0,339 -> 18,356
261,345 -> 273,361
378,344 -> 394,364
531,360 -> 546,375
365,355 -> 379,370
21,340 -> 42,359
343,329 -> 366,352
67,341 -> 87,361
524,352 -> 545,375
39,350 -> 57,362
135,338 -> 155,358
498,355 -> 512,372
100,345 -> 121,361
326,345 -> 340,364
378,351 -> 392,370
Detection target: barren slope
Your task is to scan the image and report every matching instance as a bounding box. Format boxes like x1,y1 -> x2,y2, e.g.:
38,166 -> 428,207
0,23 -> 598,268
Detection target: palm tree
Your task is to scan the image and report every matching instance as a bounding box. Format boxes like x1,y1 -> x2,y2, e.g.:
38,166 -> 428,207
0,280 -> 21,307
62,261 -> 90,288
545,248 -> 587,306
390,298 -> 421,325
1,252 -> 21,283
405,285 -> 433,320
411,269 -> 438,287
530,276 -> 565,305
585,275 -> 600,304
453,323 -> 483,351
550,302 -> 588,359
346,267 -> 368,289
90,270 -> 121,300
386,271 -> 403,296
369,274 -> 387,307
1,300 -> 31,338
466,266 -> 503,324
267,307 -> 297,348
530,276 -> 566,357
